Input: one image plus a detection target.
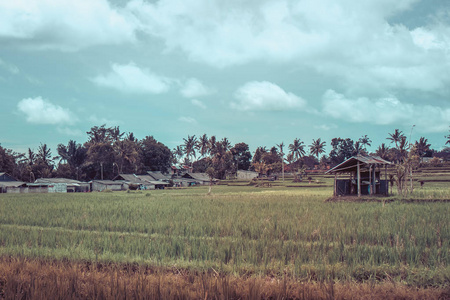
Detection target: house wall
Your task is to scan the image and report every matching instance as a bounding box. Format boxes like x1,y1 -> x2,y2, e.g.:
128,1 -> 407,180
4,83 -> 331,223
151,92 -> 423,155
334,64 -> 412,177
91,182 -> 124,192
237,171 -> 258,180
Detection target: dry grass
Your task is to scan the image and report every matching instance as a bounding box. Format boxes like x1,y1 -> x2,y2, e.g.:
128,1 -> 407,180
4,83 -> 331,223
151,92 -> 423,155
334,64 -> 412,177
0,257 -> 447,300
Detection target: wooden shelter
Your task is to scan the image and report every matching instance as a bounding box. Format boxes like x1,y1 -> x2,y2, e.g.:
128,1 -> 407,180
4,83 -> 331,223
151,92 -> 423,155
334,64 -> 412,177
326,155 -> 392,197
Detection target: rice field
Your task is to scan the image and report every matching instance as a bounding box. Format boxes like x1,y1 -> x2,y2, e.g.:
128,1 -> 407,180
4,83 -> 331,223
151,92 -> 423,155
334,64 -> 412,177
0,183 -> 448,291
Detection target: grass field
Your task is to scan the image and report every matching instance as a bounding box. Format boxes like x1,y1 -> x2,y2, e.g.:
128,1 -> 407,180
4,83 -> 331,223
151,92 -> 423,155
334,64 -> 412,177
0,180 -> 449,298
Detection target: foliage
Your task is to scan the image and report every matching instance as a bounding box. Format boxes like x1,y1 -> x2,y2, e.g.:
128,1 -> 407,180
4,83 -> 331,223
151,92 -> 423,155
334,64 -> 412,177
230,142 -> 252,171
0,186 -> 448,288
140,136 -> 172,173
329,138 -> 355,165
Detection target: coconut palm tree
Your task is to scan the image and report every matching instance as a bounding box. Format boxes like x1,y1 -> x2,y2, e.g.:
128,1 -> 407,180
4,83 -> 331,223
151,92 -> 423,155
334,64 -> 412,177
196,134 -> 209,158
289,138 -> 305,162
221,137 -> 231,152
446,128 -> 450,145
375,143 -> 390,160
414,137 -> 431,160
183,135 -> 197,165
358,135 -> 372,151
209,135 -> 217,156
172,146 -> 184,163
309,138 -> 326,160
277,142 -> 285,181
387,129 -> 405,149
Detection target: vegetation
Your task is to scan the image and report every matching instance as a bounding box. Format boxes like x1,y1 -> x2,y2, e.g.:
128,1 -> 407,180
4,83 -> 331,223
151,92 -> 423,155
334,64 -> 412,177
0,185 -> 448,286
1,125 -> 450,184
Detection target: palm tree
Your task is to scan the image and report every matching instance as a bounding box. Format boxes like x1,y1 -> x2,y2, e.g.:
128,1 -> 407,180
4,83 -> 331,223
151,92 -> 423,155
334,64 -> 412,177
289,138 -> 305,161
277,142 -> 285,182
37,143 -> 52,166
26,148 -> 35,166
221,137 -> 231,152
353,141 -> 364,155
387,129 -> 405,149
172,146 -> 184,164
309,138 -> 326,160
375,143 -> 390,160
209,135 -> 217,156
196,134 -> 209,158
114,139 -> 139,173
414,137 -> 431,160
446,128 -> 450,145
183,135 -> 197,166
358,135 -> 372,151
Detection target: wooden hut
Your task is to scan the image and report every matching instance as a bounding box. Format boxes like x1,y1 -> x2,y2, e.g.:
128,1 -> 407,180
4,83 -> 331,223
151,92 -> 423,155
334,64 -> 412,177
326,155 -> 392,197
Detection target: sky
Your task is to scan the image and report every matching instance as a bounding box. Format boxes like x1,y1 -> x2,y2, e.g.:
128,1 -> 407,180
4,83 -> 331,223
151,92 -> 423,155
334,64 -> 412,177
1,0 -> 450,157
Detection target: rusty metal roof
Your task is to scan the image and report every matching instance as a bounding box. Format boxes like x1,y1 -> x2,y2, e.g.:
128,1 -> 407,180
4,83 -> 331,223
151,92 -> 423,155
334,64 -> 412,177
326,155 -> 392,174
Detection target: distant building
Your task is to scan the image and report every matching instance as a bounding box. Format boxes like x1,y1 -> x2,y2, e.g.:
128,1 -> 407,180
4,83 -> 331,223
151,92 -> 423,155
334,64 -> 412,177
0,172 -> 26,193
182,173 -> 217,185
237,170 -> 258,180
34,178 -> 90,193
113,174 -> 169,190
90,180 -> 126,192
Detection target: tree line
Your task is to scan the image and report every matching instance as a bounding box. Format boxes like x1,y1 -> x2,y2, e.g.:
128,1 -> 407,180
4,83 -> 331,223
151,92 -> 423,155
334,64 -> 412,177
0,125 -> 449,182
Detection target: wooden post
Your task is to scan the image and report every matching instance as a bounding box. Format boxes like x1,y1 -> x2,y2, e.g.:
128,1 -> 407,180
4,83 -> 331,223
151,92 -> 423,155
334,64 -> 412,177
334,173 -> 337,196
369,165 -> 372,195
373,165 -> 376,195
357,161 -> 361,197
385,164 -> 388,195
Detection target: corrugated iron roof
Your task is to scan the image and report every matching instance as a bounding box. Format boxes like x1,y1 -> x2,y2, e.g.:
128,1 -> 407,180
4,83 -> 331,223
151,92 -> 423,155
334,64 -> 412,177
147,171 -> 170,181
326,155 -> 392,174
35,178 -> 84,184
0,181 -> 27,187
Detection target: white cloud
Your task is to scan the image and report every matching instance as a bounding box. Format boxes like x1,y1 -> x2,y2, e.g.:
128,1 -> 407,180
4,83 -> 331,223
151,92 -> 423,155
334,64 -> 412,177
314,124 -> 337,131
232,81 -> 307,111
178,116 -> 197,124
180,78 -> 214,98
57,127 -> 83,136
322,90 -> 450,132
0,0 -> 137,51
91,63 -> 171,94
88,114 -> 120,126
191,99 -> 206,109
17,97 -> 76,125
126,0 -> 450,96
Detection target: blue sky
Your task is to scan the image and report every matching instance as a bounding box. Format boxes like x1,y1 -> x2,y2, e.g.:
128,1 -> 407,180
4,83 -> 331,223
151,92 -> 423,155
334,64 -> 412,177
1,0 -> 450,156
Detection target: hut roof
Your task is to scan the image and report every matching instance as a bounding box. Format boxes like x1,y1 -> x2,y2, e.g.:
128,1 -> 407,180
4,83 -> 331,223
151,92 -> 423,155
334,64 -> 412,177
35,178 -> 84,185
114,174 -> 169,185
90,180 -> 124,185
0,172 -> 19,182
326,155 -> 392,174
183,173 -> 213,181
147,171 -> 170,181
0,181 -> 26,187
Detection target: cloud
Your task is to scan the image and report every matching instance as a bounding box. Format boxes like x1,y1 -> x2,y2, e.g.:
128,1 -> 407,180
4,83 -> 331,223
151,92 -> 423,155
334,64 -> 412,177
191,99 -> 206,109
232,81 -> 306,111
0,0 -> 137,51
178,116 -> 197,124
322,90 -> 450,132
314,124 -> 337,131
126,0 -> 450,96
17,97 -> 76,125
180,78 -> 214,98
56,127 -> 83,136
88,114 -> 120,126
91,63 -> 171,94
0,58 -> 19,74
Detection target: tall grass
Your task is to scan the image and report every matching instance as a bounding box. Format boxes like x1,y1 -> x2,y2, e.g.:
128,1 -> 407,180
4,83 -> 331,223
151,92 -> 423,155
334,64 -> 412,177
0,185 -> 448,286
